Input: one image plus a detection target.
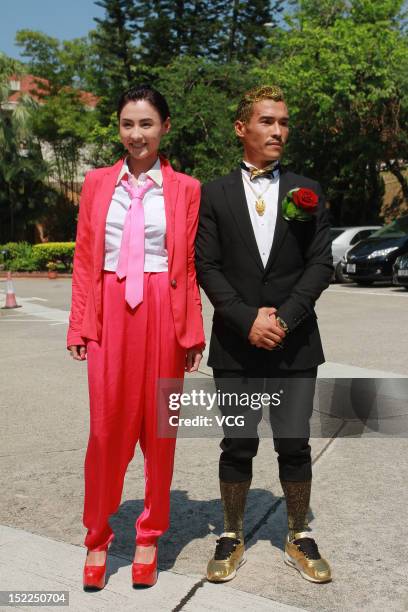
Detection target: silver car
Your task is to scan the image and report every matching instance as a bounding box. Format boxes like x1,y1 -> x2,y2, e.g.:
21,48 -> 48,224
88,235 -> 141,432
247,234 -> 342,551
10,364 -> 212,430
331,226 -> 381,282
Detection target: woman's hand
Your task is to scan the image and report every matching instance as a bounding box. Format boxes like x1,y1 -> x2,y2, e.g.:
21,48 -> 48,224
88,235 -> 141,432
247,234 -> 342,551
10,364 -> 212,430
185,346 -> 203,373
68,345 -> 87,361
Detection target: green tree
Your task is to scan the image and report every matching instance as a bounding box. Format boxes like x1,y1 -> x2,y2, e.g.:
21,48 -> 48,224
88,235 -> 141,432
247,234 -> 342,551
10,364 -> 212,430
136,1 -> 227,63
257,0 -> 408,223
223,0 -> 284,61
0,75 -> 56,242
32,89 -> 99,201
15,30 -> 94,91
155,56 -> 256,180
90,0 -> 147,118
291,0 -> 348,28
136,0 -> 285,64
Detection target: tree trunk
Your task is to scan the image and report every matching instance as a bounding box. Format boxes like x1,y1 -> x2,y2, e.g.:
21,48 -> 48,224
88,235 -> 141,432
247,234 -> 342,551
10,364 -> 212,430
386,160 -> 408,202
9,182 -> 14,242
114,4 -> 133,84
175,0 -> 185,54
227,0 -> 240,62
367,160 -> 381,223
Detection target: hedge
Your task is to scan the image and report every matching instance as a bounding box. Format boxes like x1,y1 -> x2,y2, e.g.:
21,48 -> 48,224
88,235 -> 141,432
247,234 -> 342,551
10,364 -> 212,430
0,242 -> 76,272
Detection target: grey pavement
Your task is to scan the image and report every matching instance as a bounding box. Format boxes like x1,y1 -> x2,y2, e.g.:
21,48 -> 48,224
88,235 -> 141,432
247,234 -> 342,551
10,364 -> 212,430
1,278 -> 408,611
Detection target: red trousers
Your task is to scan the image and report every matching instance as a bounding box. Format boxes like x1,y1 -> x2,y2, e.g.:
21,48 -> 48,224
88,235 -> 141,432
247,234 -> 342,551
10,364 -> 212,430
83,271 -> 185,551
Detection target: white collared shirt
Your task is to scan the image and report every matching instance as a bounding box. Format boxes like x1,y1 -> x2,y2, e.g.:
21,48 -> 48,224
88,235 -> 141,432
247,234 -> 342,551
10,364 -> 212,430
241,160 -> 280,267
103,157 -> 168,272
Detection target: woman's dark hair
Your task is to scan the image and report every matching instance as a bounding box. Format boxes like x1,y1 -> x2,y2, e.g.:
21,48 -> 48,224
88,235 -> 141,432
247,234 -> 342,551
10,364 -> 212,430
117,85 -> 170,122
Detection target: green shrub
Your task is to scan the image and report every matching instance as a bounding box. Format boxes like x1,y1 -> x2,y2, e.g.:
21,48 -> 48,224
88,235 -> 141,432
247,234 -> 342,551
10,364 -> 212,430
0,242 -> 34,260
0,242 -> 41,271
8,257 -> 41,272
33,242 -> 75,271
0,242 -> 75,271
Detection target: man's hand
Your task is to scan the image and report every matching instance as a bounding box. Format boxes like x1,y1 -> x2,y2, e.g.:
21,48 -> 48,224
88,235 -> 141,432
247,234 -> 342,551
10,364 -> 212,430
185,346 -> 203,373
248,307 -> 286,350
68,344 -> 87,360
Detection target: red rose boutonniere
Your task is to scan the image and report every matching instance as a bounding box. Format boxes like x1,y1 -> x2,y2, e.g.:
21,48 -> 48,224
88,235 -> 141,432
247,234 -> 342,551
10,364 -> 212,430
282,187 -> 319,221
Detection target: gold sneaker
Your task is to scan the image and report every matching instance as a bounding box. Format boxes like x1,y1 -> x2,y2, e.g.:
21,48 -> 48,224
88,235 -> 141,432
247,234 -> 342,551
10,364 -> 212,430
284,532 -> 332,583
206,532 -> 246,582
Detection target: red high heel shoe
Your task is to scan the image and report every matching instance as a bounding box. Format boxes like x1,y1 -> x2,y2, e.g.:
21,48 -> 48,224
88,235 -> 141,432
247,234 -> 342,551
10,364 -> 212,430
132,545 -> 158,587
83,550 -> 107,591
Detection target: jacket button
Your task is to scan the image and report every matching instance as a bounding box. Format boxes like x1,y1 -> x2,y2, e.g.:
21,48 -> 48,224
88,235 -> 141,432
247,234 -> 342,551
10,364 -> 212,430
171,279 -> 177,288
263,280 -> 268,286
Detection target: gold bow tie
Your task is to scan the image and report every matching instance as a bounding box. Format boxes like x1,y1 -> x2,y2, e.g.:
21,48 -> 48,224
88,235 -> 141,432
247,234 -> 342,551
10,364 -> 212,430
240,161 -> 280,181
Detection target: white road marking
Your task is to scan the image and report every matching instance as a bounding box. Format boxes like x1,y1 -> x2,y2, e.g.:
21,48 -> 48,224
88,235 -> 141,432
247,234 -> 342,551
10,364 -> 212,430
0,319 -> 56,322
26,297 -> 48,302
0,292 -> 68,324
326,288 -> 408,298
0,292 -> 406,377
319,362 -> 406,378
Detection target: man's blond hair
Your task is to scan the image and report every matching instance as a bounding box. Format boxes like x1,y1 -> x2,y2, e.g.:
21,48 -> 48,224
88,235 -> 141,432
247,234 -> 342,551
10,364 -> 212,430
236,85 -> 285,123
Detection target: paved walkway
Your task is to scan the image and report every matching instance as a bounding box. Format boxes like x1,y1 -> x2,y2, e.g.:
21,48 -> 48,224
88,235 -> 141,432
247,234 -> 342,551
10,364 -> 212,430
1,280 -> 407,611
0,525 -> 306,612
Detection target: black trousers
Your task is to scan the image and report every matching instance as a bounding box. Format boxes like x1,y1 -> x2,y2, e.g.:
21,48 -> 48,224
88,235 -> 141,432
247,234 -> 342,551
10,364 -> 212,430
213,367 -> 317,483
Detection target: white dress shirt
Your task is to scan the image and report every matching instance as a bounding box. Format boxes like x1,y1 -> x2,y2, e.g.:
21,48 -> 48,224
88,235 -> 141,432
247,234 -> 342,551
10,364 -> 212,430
103,157 -> 168,272
241,161 -> 280,267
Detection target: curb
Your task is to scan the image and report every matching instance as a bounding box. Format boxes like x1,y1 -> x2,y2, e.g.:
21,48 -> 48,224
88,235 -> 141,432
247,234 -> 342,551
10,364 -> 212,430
0,272 -> 72,279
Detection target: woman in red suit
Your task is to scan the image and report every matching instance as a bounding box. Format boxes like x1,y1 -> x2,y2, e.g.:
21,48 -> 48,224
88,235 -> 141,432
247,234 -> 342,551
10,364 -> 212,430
67,86 -> 205,590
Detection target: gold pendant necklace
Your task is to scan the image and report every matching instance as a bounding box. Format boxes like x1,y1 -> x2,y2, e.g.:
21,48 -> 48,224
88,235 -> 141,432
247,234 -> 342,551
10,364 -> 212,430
244,174 -> 273,216
255,199 -> 266,216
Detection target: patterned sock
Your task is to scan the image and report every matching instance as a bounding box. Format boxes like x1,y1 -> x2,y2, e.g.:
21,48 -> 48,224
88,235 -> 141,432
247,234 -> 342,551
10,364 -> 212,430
280,479 -> 312,541
220,479 -> 251,542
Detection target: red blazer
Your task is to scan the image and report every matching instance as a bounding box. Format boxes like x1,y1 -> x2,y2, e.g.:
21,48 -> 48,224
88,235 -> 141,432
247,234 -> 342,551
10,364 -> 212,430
67,156 -> 205,350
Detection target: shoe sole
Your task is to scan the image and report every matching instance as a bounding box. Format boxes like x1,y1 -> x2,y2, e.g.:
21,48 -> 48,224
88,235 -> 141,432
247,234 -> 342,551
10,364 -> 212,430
132,573 -> 158,588
207,555 -> 247,583
83,584 -> 104,592
284,552 -> 332,584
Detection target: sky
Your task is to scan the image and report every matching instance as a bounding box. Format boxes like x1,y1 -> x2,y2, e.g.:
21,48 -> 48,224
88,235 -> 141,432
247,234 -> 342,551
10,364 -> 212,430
1,0 -> 105,60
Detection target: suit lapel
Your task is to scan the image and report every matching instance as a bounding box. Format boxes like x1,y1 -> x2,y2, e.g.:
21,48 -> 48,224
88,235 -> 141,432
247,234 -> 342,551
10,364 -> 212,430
93,159 -> 125,269
263,169 -> 295,275
161,157 -> 178,270
224,168 -> 264,272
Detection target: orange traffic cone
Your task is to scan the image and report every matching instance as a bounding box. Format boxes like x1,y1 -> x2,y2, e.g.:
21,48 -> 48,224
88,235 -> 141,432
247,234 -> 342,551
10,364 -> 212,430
2,272 -> 22,309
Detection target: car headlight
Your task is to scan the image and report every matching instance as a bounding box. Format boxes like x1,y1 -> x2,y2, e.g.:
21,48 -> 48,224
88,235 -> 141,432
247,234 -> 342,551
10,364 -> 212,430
367,247 -> 398,259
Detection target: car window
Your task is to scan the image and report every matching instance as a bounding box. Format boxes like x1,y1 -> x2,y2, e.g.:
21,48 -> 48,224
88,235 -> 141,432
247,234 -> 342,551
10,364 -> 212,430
350,231 -> 363,245
330,229 -> 345,241
371,217 -> 408,238
349,229 -> 377,244
359,229 -> 376,240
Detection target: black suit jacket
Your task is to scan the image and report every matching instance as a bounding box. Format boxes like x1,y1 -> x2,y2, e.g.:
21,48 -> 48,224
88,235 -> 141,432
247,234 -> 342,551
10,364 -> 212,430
195,166 -> 333,371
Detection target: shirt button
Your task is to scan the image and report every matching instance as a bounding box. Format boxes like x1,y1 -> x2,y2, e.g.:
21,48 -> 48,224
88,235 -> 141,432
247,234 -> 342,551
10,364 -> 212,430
171,279 -> 177,288
263,281 -> 268,286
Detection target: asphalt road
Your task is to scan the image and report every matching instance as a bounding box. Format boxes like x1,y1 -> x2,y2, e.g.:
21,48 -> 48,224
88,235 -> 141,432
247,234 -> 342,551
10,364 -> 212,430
1,278 -> 408,611
2,277 -> 407,375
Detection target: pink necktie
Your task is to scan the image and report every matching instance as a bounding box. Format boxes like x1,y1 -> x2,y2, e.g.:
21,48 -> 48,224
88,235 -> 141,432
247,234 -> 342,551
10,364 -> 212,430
116,176 -> 154,308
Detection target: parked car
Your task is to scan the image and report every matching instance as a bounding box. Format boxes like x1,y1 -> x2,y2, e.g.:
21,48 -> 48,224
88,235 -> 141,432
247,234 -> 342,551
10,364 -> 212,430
342,216 -> 408,285
393,254 -> 408,290
330,226 -> 381,282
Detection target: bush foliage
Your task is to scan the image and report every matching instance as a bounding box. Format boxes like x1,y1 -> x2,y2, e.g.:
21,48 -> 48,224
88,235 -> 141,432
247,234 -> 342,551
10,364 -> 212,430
0,242 -> 75,272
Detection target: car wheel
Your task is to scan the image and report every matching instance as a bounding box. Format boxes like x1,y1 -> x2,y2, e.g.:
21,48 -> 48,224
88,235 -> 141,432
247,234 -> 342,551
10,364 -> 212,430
356,280 -> 374,286
335,262 -> 346,283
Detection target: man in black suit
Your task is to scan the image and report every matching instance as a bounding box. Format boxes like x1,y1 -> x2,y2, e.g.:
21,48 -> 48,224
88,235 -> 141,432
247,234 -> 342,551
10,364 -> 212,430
195,86 -> 333,583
